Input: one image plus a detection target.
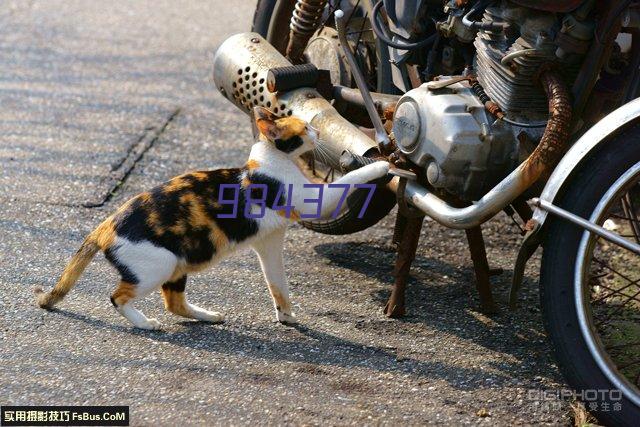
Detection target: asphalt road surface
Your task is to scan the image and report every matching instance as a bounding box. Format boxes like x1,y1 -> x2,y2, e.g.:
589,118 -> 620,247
0,1 -> 572,425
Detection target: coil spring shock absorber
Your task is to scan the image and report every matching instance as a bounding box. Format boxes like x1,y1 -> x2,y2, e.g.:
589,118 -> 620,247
286,0 -> 328,64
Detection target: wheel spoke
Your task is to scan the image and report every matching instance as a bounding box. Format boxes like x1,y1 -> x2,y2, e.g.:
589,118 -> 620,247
617,357 -> 640,371
607,341 -> 640,350
595,286 -> 640,327
592,257 -> 640,303
347,28 -> 373,36
346,0 -> 361,26
592,281 -> 640,304
609,213 -> 640,223
622,192 -> 640,244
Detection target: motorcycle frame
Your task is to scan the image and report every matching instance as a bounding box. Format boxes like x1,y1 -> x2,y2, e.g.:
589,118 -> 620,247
221,0 -> 640,308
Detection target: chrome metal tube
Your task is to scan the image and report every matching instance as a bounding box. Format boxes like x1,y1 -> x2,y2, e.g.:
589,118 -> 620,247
332,85 -> 400,116
388,170 -> 532,229
531,198 -> 640,255
334,9 -> 392,152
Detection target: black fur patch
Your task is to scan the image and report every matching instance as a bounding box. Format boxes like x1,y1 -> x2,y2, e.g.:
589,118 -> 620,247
162,276 -> 186,292
111,169 -> 262,267
183,226 -> 216,264
247,172 -> 286,208
274,135 -> 303,153
211,176 -> 259,243
104,246 -> 139,284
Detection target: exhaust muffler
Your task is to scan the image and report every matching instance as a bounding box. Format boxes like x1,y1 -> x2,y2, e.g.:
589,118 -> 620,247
212,33 -> 378,169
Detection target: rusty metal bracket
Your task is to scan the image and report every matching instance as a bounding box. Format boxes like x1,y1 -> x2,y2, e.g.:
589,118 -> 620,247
509,224 -> 542,309
465,226 -> 498,314
385,212 -> 425,318
394,172 -> 423,219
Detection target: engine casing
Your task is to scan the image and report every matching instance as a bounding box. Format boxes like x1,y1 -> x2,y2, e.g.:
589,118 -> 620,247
392,79 -> 518,201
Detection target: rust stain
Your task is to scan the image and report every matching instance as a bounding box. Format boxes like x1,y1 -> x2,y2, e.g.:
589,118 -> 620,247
512,69 -> 572,193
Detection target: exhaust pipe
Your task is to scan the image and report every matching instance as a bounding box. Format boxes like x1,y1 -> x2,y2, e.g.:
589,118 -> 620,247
212,33 -> 572,230
213,33 -> 378,169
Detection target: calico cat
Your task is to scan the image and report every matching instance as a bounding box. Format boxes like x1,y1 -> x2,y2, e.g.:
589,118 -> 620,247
34,106 -> 390,329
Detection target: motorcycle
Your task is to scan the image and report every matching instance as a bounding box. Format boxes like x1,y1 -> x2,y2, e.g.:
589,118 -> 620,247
213,0 -> 640,424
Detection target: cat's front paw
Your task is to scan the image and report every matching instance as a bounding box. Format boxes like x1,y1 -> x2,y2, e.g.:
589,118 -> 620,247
276,311 -> 297,325
137,318 -> 162,330
200,311 -> 225,323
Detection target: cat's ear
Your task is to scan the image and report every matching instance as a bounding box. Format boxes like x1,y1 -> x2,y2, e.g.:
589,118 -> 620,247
254,106 -> 277,121
253,106 -> 281,140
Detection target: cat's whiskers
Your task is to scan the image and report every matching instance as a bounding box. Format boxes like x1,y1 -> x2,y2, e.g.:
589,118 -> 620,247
312,138 -> 334,168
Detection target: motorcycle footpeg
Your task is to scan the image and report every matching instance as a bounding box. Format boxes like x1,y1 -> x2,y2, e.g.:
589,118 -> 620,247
267,64 -> 332,99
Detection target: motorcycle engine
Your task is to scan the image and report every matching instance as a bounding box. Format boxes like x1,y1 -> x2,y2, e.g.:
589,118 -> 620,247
392,79 -> 516,201
391,0 -> 590,201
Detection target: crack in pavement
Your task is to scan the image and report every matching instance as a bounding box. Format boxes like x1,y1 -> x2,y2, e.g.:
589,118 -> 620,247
0,108 -> 181,209
83,107 -> 181,208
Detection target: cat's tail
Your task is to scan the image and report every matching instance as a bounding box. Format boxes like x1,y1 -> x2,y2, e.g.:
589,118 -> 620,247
34,220 -> 113,309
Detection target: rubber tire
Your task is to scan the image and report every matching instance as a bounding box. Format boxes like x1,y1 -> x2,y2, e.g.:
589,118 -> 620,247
540,124 -> 640,427
251,0 -> 397,235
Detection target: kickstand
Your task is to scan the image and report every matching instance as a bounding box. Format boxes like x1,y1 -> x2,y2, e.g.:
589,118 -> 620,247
465,226 -> 498,313
384,212 -> 424,318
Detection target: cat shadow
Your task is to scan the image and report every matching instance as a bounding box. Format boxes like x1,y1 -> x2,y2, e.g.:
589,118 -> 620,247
312,242 -> 557,381
51,308 -> 516,391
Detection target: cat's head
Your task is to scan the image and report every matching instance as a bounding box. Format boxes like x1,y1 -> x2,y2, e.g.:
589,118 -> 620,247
253,106 -> 318,156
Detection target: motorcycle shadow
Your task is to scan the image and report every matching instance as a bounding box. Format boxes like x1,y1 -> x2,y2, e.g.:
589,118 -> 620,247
313,241 -> 559,381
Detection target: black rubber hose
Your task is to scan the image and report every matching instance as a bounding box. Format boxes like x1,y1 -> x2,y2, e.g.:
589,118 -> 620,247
461,0 -> 506,32
370,0 -> 436,50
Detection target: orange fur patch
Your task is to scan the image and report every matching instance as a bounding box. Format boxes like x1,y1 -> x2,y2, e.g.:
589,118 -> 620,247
161,287 -> 190,316
191,172 -> 209,181
241,176 -> 251,188
268,283 -> 291,313
146,210 -> 164,235
276,117 -> 306,140
246,159 -> 260,170
169,265 -> 188,283
164,177 -> 191,193
277,209 -> 301,221
93,219 -> 116,250
179,193 -> 210,228
210,223 -> 229,249
169,220 -> 187,235
112,282 -> 136,306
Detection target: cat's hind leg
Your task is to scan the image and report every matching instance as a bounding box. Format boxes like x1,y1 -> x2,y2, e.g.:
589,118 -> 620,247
251,228 -> 295,324
111,281 -> 162,330
107,239 -> 177,330
161,276 -> 224,323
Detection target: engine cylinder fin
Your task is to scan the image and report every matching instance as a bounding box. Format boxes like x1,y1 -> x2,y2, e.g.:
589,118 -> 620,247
472,4 -> 581,118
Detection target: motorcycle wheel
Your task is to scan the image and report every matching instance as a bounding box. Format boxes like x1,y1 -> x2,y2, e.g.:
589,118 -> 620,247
252,0 -> 397,235
540,124 -> 640,426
